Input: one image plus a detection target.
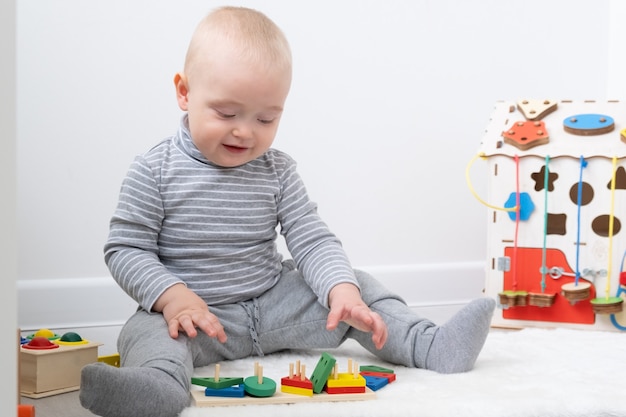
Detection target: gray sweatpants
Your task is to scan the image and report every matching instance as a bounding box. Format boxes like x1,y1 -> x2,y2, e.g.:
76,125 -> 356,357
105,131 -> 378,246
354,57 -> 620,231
117,261 -> 437,391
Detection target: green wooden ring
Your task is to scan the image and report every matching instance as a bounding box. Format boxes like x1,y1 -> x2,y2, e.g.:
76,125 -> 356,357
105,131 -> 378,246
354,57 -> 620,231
243,376 -> 276,397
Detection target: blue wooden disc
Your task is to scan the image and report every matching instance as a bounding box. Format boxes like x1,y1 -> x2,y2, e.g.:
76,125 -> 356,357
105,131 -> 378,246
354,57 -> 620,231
563,114 -> 614,135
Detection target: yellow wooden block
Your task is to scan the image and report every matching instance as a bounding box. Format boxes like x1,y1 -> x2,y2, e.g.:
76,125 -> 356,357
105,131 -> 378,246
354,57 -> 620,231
326,373 -> 366,388
98,353 -> 121,367
281,384 -> 313,397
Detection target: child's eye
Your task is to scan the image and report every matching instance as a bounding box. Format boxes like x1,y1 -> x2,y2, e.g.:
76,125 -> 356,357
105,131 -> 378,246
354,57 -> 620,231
215,110 -> 236,119
258,118 -> 275,125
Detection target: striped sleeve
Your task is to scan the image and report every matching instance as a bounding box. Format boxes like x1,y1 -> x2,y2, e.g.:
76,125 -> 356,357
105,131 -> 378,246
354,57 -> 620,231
275,155 -> 359,307
104,155 -> 184,312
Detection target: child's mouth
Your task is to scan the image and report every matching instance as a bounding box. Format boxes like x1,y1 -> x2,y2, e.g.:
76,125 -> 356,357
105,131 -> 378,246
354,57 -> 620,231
224,144 -> 247,153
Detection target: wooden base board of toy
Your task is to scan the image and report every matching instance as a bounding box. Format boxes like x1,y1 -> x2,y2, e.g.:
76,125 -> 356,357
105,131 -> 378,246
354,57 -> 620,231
191,386 -> 375,407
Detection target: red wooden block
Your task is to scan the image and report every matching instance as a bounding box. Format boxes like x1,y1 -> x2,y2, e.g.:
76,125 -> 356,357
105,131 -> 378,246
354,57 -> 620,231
325,385 -> 366,394
360,371 -> 396,383
280,375 -> 313,390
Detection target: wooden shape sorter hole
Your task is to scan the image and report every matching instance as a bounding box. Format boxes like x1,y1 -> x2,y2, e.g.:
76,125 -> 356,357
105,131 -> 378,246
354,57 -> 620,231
531,165 -> 558,191
607,166 -> 626,190
591,214 -> 622,237
546,213 -> 567,235
569,182 -> 594,205
502,120 -> 549,150
563,114 -> 615,136
516,99 -> 558,120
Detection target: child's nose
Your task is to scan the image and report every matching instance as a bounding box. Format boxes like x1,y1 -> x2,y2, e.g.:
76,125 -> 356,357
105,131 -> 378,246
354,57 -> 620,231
232,122 -> 253,139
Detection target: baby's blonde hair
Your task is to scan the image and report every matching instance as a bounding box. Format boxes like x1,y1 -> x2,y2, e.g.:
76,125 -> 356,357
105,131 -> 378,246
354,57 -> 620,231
184,6 -> 292,80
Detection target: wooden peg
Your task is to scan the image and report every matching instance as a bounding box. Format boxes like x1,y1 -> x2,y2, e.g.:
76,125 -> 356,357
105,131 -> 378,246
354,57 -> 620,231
257,365 -> 263,384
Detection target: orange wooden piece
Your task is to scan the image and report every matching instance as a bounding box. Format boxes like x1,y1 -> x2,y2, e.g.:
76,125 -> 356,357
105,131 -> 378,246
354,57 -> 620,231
18,404 -> 35,417
502,120 -> 549,150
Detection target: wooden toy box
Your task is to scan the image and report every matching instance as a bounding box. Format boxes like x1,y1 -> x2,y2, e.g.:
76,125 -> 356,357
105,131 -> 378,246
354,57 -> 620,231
20,341 -> 101,398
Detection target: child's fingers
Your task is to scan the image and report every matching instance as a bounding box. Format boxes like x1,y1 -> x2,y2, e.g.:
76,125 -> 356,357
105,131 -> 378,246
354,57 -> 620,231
325,307 -> 344,331
167,319 -> 181,339
194,312 -> 228,343
327,304 -> 388,349
370,313 -> 388,349
355,307 -> 375,327
348,308 -> 388,349
173,314 -> 199,338
209,325 -> 228,343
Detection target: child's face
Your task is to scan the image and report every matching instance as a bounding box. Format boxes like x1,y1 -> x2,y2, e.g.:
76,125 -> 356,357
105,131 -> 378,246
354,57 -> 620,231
175,49 -> 291,167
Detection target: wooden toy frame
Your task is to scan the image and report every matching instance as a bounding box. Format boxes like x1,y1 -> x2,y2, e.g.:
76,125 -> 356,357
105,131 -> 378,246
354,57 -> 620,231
191,386 -> 376,407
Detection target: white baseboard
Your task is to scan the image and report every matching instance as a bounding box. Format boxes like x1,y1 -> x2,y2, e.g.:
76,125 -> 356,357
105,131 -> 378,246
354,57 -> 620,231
18,261 -> 487,355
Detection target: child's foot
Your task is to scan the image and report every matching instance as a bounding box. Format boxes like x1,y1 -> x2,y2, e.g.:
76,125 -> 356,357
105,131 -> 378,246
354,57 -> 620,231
424,298 -> 495,373
80,362 -> 190,417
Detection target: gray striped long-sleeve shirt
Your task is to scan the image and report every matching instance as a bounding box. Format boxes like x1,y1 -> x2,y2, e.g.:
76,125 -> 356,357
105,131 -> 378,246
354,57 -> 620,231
104,116 -> 358,312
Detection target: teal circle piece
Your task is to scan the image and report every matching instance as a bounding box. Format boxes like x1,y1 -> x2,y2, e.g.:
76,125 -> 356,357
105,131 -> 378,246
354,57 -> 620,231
243,376 -> 276,397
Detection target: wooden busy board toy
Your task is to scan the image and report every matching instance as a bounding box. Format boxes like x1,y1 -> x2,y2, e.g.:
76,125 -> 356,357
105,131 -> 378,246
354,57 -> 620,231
469,99 -> 626,331
190,352 -> 395,407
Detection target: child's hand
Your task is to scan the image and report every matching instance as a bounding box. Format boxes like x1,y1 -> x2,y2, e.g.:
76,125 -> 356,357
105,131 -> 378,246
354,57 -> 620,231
153,283 -> 228,343
326,283 -> 388,350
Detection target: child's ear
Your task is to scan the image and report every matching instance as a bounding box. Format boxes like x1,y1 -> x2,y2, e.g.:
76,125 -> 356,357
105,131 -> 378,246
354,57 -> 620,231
174,73 -> 189,111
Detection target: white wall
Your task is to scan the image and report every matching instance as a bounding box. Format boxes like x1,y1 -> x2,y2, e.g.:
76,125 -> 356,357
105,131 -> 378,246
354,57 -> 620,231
16,0 -> 622,351
2,0 -> 17,411
608,0 -> 626,97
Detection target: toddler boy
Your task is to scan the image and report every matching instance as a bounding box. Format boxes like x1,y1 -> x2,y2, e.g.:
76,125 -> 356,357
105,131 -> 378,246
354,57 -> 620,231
80,7 -> 495,417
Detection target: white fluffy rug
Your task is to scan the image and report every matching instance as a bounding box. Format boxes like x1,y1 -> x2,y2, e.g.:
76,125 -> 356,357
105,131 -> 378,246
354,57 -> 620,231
180,328 -> 626,417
